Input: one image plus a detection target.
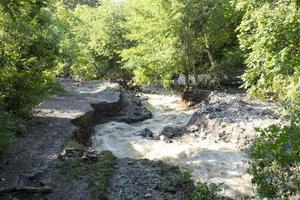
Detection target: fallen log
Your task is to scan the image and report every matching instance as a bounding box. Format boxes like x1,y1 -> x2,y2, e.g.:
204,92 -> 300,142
0,186 -> 52,194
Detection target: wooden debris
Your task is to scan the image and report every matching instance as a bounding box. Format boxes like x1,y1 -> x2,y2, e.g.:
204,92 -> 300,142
0,186 -> 52,194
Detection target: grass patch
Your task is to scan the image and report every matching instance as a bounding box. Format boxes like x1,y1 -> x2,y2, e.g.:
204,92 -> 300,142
190,182 -> 221,200
159,166 -> 225,200
158,163 -> 195,195
63,138 -> 82,149
58,150 -> 117,200
0,110 -> 25,153
159,170 -> 194,193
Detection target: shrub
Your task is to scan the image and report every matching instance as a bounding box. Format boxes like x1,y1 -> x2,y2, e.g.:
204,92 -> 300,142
0,109 -> 25,153
249,125 -> 300,199
0,1 -> 61,152
189,182 -> 221,200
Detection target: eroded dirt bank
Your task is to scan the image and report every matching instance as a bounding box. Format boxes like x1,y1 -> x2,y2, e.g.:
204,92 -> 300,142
0,78 -> 157,200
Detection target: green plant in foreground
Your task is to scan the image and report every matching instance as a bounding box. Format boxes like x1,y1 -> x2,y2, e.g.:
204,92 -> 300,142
159,170 -> 194,193
58,151 -> 117,200
64,138 -> 82,149
249,125 -> 300,199
0,109 -> 27,153
189,182 -> 221,200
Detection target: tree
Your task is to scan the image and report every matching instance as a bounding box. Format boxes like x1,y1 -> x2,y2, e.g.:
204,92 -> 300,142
62,0 -> 100,9
56,0 -> 128,80
0,0 -> 60,151
121,0 -> 183,87
0,0 -> 59,116
235,1 -> 300,198
122,0 -> 242,87
236,0 -> 300,103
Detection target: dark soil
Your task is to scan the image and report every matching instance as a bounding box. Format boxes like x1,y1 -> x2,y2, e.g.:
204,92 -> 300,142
108,159 -> 194,200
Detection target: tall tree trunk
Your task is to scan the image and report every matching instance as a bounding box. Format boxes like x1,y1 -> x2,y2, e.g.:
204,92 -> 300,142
184,64 -> 189,86
205,48 -> 216,71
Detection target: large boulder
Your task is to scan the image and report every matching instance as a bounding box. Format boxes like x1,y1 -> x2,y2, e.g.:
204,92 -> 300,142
133,128 -> 154,138
115,92 -> 152,123
181,88 -> 212,105
159,126 -> 188,141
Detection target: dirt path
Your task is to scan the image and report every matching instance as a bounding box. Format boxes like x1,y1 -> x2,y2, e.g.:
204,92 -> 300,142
0,79 -> 122,199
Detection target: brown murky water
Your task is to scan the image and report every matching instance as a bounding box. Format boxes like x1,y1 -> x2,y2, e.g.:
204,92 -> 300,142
92,92 -> 254,198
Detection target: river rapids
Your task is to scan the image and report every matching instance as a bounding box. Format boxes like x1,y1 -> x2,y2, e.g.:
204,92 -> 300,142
92,91 -> 254,198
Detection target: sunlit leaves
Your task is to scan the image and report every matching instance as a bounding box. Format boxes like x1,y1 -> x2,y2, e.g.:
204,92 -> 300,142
249,125 -> 300,199
0,0 -> 60,150
122,0 -> 183,87
237,0 -> 300,107
56,0 -> 128,79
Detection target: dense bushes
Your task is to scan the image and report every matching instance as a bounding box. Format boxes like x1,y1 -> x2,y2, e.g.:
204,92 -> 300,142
190,182 -> 220,200
237,0 -> 300,101
122,0 -> 243,87
235,2 -> 300,198
249,125 -> 300,199
0,0 -> 60,151
56,0 -> 128,80
0,111 -> 18,152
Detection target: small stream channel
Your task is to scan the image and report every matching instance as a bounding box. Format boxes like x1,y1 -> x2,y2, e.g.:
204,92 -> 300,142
92,91 -> 254,198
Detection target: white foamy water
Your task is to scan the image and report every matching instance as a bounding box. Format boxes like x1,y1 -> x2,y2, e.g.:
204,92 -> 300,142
92,92 -> 254,198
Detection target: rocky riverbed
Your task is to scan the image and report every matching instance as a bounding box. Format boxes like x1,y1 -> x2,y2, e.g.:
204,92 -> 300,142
0,79 -> 283,200
93,87 -> 282,199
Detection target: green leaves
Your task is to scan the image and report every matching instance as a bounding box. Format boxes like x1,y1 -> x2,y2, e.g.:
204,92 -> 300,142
56,0 -> 128,80
121,0 -> 183,87
0,0 -> 59,151
237,0 -> 300,107
249,125 -> 300,199
190,182 -> 221,200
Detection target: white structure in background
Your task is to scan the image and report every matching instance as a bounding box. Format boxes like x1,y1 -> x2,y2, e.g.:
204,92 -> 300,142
176,74 -> 205,85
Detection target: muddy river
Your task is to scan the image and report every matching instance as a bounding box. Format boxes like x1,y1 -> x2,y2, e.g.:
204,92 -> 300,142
92,91 -> 254,198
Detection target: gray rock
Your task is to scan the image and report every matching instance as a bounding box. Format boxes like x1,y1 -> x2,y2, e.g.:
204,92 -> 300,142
186,91 -> 283,150
159,126 -> 188,140
134,128 -> 154,138
115,92 -> 152,123
144,192 -> 152,198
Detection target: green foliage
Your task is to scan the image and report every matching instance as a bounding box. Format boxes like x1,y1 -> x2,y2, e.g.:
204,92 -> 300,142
56,0 -> 129,80
122,0 -> 183,87
236,0 -> 300,102
159,170 -> 194,192
0,0 -> 60,151
64,138 -> 82,149
187,0 -> 243,85
0,111 -> 18,152
0,0 -> 59,116
237,3 -> 300,197
62,0 -> 99,9
122,0 -> 243,87
189,182 -> 220,200
249,125 -> 300,199
203,0 -> 244,83
58,151 -> 117,199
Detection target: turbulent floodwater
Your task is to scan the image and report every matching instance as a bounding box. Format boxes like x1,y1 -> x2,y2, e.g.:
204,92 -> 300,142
92,91 -> 254,198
